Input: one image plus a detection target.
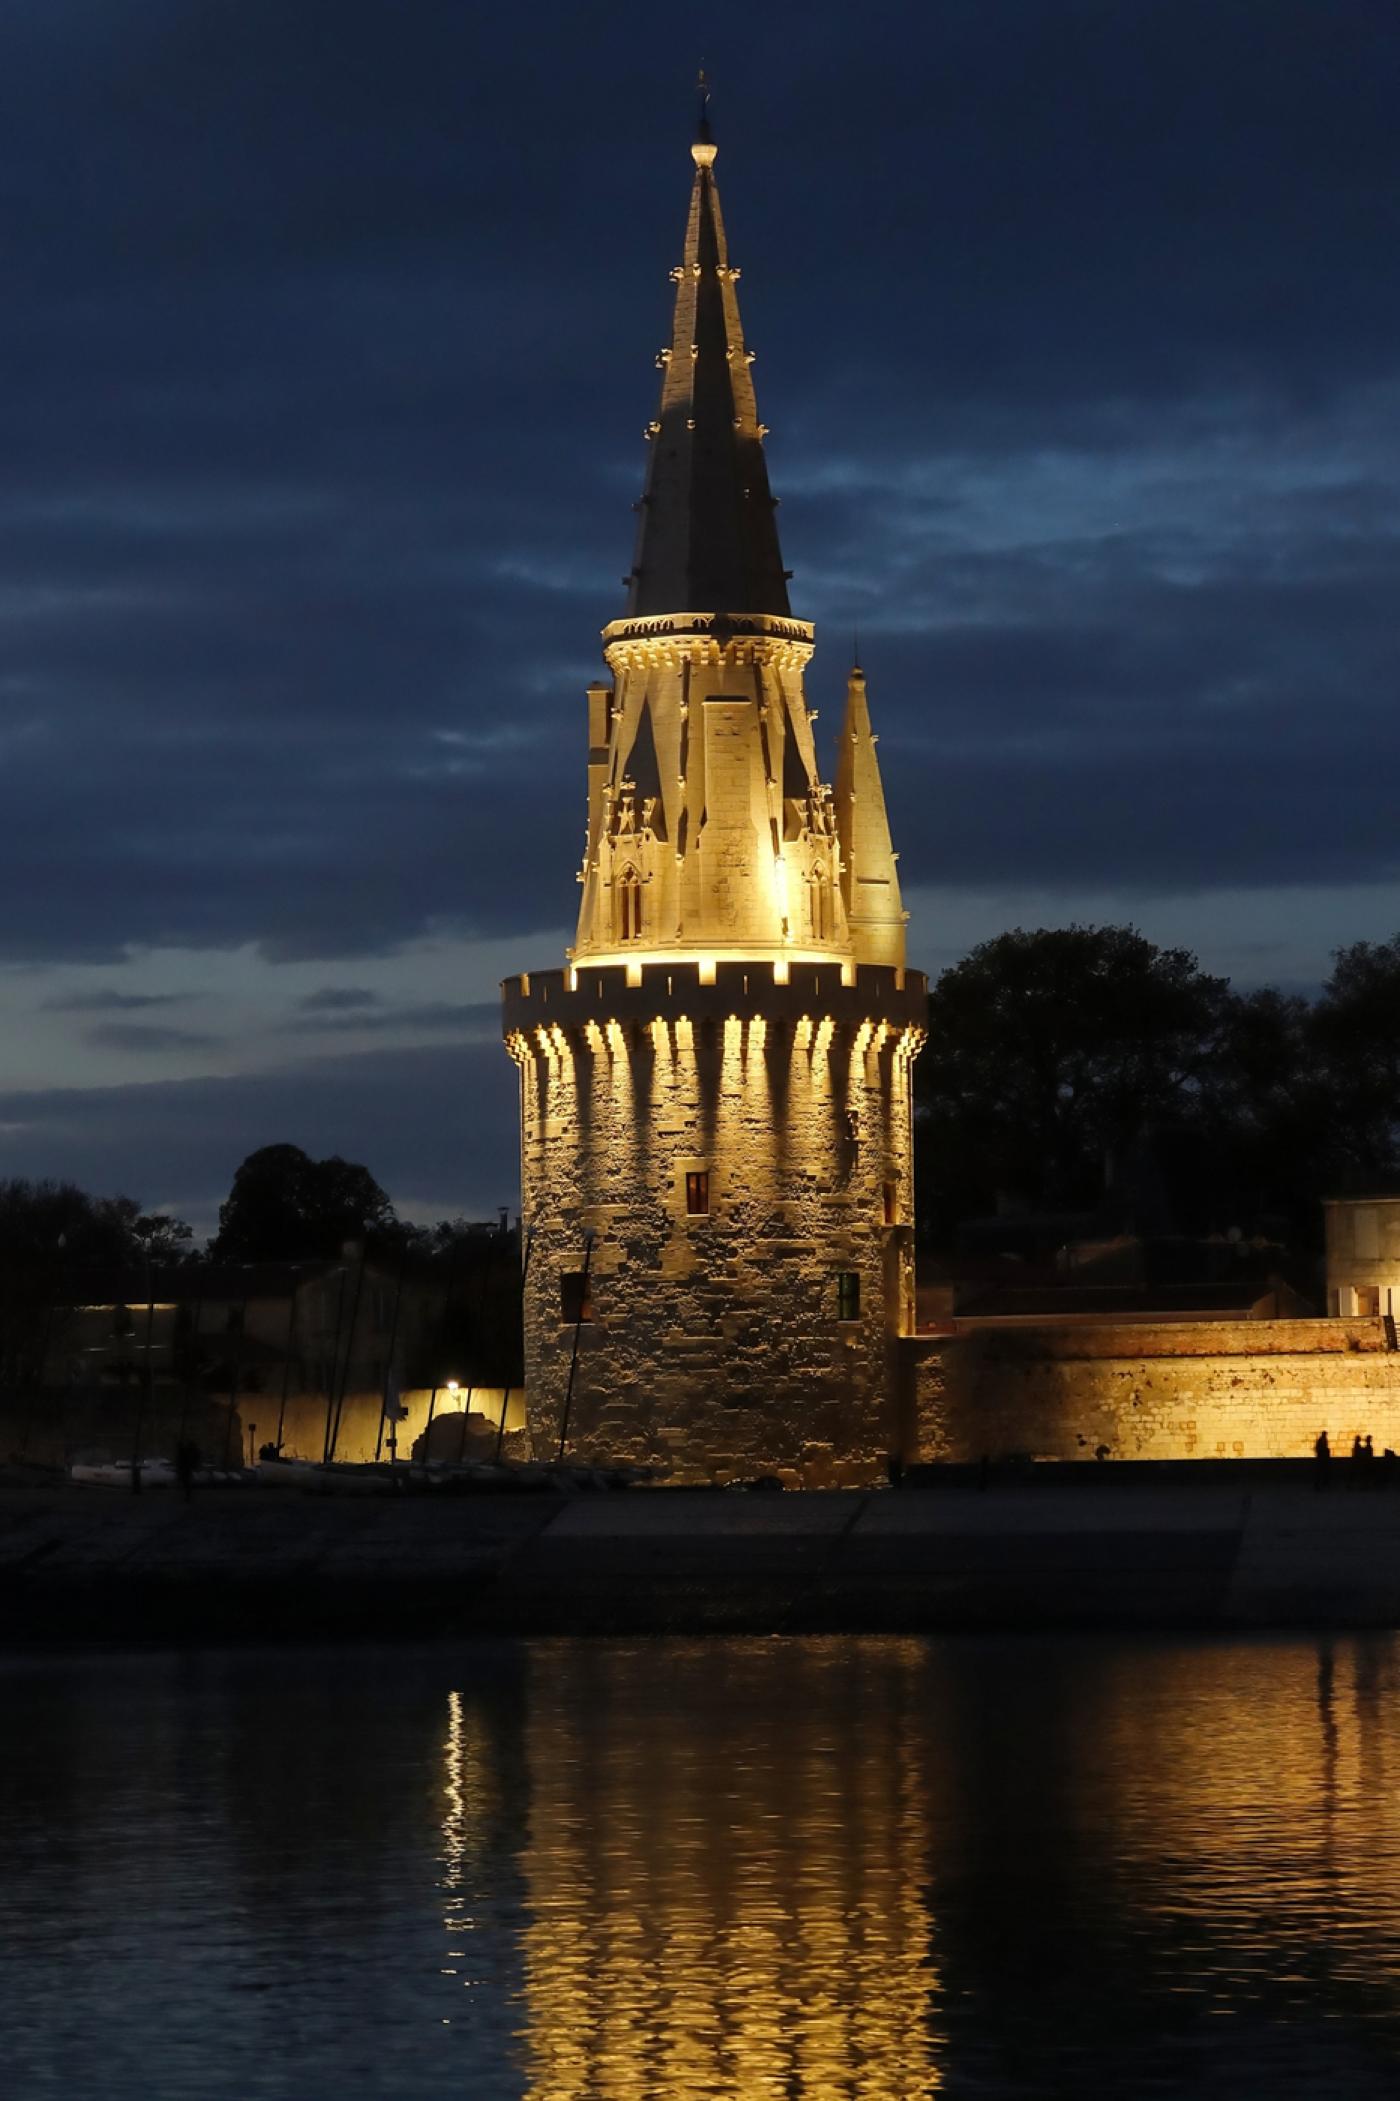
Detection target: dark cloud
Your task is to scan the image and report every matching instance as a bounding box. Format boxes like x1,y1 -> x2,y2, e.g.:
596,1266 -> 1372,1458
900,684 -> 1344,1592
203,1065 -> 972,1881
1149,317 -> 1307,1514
44,988 -> 186,1013
85,1022 -> 222,1054
298,987 -> 381,1012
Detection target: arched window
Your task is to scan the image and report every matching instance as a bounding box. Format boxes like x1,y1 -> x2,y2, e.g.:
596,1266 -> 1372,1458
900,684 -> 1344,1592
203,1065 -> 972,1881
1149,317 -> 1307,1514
618,867 -> 642,943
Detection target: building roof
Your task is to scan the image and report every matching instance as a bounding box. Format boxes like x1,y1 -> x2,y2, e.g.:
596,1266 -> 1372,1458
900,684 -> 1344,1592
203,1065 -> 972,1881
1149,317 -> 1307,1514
623,114 -> 790,618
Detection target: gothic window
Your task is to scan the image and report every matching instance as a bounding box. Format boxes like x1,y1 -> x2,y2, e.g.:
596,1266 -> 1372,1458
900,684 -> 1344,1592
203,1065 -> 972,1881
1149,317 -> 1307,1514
618,866 -> 643,943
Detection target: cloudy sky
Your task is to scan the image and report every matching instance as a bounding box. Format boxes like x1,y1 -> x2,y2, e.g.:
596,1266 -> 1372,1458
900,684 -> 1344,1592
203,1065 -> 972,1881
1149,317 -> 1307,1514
4,0 -> 1400,1234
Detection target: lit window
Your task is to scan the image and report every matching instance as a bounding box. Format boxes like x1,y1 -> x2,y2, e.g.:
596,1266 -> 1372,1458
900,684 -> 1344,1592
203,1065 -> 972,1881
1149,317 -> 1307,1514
686,1170 -> 710,1216
836,1272 -> 861,1322
560,1271 -> 593,1324
883,1181 -> 899,1226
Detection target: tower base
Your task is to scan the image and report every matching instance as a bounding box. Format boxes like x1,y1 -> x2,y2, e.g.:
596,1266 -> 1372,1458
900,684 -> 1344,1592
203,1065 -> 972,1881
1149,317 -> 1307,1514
504,959 -> 926,1485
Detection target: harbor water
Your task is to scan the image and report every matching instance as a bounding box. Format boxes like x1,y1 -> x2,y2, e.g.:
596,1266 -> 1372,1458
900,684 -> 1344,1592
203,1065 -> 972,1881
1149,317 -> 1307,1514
4,1633 -> 1400,2097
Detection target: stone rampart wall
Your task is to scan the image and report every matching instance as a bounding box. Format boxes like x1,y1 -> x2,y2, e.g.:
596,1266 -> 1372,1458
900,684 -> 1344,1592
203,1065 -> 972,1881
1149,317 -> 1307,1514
904,1318 -> 1400,1463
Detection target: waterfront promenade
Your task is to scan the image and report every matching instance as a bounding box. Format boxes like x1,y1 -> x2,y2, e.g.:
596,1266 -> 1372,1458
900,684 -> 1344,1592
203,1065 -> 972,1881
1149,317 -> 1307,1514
3,1472 -> 1400,1639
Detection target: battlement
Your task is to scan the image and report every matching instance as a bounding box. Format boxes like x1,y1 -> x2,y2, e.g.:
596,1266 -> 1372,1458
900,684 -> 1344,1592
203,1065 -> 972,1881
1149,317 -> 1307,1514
501,959 -> 927,1040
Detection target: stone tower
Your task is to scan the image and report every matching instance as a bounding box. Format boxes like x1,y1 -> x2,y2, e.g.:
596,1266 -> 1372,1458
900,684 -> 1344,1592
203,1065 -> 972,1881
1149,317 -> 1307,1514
502,111 -> 926,1485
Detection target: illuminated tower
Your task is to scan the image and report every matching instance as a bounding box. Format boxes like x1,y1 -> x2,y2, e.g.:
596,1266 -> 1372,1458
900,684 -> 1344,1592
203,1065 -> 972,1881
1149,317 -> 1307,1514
502,109 -> 925,1485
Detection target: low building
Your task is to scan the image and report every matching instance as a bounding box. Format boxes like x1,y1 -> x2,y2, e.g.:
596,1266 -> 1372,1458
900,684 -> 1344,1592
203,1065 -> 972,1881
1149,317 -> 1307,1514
1324,1197 -> 1400,1321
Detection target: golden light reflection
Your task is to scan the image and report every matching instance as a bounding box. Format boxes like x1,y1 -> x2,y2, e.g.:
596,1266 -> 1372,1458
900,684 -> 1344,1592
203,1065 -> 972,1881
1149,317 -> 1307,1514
516,1642 -> 943,2099
439,1689 -> 506,2004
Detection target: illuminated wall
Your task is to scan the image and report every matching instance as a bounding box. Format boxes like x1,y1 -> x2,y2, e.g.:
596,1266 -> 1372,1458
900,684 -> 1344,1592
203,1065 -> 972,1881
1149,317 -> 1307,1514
908,1316 -> 1400,1461
505,959 -> 925,1484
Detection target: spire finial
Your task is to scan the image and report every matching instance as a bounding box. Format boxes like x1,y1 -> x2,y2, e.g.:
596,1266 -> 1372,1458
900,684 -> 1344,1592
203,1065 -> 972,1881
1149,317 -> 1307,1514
692,66 -> 716,167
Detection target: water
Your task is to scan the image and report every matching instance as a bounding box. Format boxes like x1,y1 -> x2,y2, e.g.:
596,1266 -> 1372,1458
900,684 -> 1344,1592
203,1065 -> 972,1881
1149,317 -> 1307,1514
3,1635 -> 1400,2098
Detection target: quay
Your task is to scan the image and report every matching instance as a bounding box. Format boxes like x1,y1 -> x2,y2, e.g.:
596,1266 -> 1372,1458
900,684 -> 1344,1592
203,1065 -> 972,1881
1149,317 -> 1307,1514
3,1467 -> 1400,1641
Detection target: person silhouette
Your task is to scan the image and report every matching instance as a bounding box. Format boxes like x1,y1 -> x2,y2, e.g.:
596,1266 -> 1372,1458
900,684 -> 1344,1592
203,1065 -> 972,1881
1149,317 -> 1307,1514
1314,1430 -> 1331,1491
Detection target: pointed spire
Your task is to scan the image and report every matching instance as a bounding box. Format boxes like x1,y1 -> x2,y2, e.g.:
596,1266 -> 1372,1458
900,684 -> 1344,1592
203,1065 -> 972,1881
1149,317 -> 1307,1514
623,99 -> 790,618
834,664 -> 907,971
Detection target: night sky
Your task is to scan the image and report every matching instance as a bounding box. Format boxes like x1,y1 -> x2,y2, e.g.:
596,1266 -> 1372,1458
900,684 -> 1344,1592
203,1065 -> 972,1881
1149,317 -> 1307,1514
5,0 -> 1400,1233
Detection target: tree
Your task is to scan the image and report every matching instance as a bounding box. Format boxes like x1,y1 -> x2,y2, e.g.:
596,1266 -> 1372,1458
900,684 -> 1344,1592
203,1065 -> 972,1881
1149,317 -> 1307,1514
0,1179 -> 194,1383
1310,936 -> 1400,1191
1184,986 -> 1331,1240
0,1179 -> 193,1270
210,1144 -> 397,1262
914,926 -> 1234,1246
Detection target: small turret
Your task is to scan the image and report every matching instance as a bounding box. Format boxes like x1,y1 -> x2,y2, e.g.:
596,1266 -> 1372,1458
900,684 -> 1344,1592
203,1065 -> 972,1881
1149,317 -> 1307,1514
834,664 -> 907,971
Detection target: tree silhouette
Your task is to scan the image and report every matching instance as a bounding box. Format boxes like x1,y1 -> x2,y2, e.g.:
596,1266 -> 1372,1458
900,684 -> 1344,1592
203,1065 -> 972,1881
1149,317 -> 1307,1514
210,1144 -> 397,1261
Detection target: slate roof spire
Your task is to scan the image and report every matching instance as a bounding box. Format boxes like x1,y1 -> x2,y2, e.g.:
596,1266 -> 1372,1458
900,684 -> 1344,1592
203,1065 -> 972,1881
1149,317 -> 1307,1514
623,100 -> 791,618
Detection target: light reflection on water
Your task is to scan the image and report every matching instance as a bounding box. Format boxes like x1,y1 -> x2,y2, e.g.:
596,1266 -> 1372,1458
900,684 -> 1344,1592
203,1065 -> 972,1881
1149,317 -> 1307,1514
517,1642 -> 941,2098
4,1635 -> 1400,2097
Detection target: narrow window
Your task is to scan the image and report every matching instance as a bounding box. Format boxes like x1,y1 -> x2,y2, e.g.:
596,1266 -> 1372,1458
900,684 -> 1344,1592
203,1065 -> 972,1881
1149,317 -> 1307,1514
560,1271 -> 593,1324
804,866 -> 831,941
836,1271 -> 861,1323
883,1180 -> 899,1226
686,1170 -> 710,1216
618,868 -> 642,943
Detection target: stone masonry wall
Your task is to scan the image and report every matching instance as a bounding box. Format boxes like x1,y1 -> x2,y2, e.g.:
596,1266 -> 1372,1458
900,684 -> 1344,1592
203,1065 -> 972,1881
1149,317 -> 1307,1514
505,962 -> 925,1486
905,1318 -> 1400,1463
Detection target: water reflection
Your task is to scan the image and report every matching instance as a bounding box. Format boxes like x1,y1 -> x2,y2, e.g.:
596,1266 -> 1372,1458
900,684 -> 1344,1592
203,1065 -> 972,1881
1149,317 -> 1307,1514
8,1636 -> 1400,2097
513,1640 -> 942,2098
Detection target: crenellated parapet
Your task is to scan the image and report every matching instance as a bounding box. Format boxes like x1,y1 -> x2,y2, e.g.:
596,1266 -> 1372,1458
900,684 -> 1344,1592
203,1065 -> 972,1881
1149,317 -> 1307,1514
503,959 -> 927,1049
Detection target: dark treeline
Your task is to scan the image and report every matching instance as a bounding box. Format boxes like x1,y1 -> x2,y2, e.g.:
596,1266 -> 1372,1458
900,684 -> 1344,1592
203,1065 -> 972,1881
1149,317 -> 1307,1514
914,925 -> 1400,1256
0,1143 -> 524,1397
0,1142 -> 509,1275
